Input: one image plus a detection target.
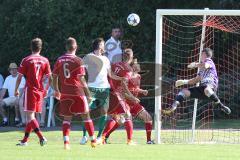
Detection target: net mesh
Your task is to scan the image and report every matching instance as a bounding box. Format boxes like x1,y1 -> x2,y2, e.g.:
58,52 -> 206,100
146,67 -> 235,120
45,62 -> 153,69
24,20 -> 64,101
160,15 -> 240,144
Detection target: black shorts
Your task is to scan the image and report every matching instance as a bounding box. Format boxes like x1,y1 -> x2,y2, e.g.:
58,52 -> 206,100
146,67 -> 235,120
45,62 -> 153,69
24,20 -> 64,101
189,85 -> 215,99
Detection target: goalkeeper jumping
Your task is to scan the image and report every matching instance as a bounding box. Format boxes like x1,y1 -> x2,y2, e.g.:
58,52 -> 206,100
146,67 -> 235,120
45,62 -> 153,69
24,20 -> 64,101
165,48 -> 231,115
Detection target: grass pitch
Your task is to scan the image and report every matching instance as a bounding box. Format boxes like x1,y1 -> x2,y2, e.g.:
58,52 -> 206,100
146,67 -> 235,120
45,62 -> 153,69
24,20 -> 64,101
0,128 -> 239,160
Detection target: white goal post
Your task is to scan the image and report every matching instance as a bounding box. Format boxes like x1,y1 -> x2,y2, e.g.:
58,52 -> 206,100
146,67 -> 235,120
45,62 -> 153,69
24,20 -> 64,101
155,9 -> 240,144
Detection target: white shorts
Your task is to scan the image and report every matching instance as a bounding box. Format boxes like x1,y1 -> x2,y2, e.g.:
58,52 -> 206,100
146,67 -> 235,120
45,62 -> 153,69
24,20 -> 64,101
2,97 -> 18,107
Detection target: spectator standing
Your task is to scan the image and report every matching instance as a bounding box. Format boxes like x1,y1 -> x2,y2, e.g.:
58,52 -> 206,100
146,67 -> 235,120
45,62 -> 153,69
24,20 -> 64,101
105,26 -> 123,63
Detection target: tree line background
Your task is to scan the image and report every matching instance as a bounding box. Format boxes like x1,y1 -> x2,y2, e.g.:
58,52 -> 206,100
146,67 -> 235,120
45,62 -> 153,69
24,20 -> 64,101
1,0 -> 240,75
0,0 -> 240,119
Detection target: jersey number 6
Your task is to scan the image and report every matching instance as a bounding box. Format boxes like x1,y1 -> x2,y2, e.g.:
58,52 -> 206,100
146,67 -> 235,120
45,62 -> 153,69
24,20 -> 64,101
63,63 -> 70,78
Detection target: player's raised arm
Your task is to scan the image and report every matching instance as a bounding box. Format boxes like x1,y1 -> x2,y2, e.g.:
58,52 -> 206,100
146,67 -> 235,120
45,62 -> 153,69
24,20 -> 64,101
137,88 -> 148,96
175,75 -> 201,87
188,61 -> 211,69
188,48 -> 214,70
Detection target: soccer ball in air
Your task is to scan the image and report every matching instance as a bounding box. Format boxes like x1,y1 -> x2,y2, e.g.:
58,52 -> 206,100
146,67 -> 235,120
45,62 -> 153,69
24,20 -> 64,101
127,13 -> 140,26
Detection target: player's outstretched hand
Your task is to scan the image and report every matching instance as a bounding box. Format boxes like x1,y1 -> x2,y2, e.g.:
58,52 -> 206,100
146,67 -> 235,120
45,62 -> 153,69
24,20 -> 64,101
162,109 -> 173,115
175,79 -> 188,87
141,90 -> 148,96
187,62 -> 198,69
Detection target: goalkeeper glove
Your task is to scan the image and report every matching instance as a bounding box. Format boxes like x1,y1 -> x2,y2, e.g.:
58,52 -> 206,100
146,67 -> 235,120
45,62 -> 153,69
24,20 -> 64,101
175,79 -> 189,87
187,62 -> 198,69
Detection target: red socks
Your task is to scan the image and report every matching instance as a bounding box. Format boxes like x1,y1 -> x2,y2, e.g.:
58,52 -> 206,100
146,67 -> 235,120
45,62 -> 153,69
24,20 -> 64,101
31,119 -> 44,140
22,119 -> 44,143
62,121 -> 71,144
102,118 -> 117,137
103,118 -> 133,141
22,122 -> 33,143
145,122 -> 152,142
106,121 -> 120,138
124,119 -> 133,140
84,119 -> 95,142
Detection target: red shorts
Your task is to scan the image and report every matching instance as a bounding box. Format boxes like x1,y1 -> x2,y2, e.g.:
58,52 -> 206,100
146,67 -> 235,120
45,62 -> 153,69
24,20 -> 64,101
59,95 -> 89,117
23,87 -> 44,113
127,100 -> 145,117
108,91 -> 130,115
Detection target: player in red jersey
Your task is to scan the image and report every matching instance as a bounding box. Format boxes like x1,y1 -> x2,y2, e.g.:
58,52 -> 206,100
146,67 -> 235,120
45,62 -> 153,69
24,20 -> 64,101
103,59 -> 154,144
15,38 -> 51,146
129,59 -> 154,144
102,48 -> 140,145
52,37 -> 96,150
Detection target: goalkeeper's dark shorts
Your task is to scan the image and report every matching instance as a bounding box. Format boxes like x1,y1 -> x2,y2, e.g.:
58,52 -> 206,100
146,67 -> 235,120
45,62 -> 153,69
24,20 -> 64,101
189,85 -> 216,99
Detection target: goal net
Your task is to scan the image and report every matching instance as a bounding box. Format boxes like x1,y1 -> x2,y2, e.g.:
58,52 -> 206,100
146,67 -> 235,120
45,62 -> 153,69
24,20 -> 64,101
155,9 -> 240,144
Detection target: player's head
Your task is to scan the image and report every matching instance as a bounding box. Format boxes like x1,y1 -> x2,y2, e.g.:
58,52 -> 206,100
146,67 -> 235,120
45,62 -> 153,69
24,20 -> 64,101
111,26 -> 122,40
92,38 -> 105,53
201,48 -> 213,61
8,63 -> 18,76
123,48 -> 133,64
131,58 -> 141,73
66,37 -> 78,53
31,38 -> 42,53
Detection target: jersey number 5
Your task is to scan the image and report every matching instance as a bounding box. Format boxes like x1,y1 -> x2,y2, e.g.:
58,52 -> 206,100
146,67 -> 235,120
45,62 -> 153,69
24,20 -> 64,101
63,63 -> 70,78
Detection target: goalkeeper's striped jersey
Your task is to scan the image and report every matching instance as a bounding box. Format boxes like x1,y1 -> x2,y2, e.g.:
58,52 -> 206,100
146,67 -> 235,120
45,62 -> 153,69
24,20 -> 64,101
198,58 -> 218,89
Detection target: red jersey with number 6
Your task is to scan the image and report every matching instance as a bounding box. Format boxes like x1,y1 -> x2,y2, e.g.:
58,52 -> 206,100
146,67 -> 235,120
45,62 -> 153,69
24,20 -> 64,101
18,54 -> 51,91
52,54 -> 86,96
53,53 -> 89,116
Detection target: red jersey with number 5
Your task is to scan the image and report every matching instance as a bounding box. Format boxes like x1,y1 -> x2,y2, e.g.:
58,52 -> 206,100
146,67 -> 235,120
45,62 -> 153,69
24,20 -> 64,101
18,54 -> 51,91
52,54 -> 86,96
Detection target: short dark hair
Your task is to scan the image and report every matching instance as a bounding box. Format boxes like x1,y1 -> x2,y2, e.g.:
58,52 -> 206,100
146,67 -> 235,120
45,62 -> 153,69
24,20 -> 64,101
202,48 -> 213,58
112,25 -> 121,30
31,38 -> 42,52
123,48 -> 133,61
112,25 -> 123,34
66,37 -> 77,51
92,38 -> 104,50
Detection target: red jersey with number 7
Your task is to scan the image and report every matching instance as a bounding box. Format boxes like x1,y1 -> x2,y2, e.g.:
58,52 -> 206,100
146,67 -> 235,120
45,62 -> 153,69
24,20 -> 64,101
52,54 -> 86,96
18,54 -> 51,91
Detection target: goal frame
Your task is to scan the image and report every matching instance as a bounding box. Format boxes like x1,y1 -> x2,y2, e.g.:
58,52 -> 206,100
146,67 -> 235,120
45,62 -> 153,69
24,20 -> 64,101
155,9 -> 240,144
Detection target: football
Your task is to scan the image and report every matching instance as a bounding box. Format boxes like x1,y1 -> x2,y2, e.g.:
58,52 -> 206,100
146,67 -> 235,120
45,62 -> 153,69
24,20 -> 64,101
127,13 -> 140,26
